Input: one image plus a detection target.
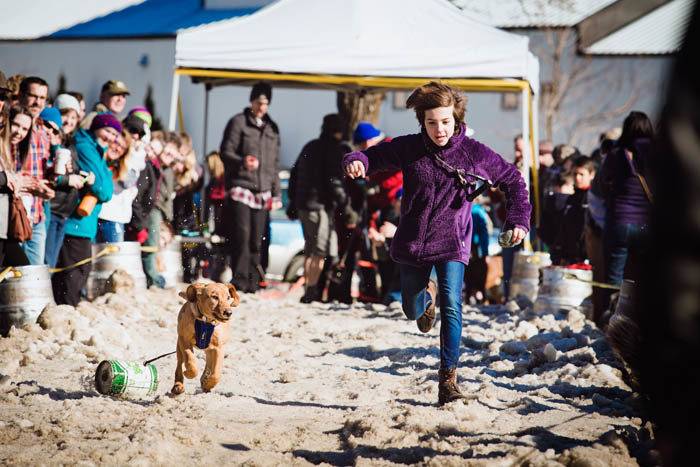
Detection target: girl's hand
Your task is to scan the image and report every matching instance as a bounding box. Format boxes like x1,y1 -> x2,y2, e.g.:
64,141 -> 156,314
345,161 -> 365,179
498,227 -> 527,247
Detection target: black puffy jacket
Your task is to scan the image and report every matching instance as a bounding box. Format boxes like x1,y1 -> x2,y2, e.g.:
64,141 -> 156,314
220,108 -> 280,196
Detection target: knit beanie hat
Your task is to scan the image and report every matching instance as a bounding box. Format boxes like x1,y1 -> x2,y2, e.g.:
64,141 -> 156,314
54,93 -> 81,115
39,107 -> 63,133
353,121 -> 383,144
90,112 -> 123,133
321,113 -> 344,135
249,81 -> 272,103
127,106 -> 152,129
123,114 -> 148,137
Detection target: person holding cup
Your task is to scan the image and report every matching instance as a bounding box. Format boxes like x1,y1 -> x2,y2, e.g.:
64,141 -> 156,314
44,101 -> 87,267
342,82 -> 530,405
52,113 -> 116,305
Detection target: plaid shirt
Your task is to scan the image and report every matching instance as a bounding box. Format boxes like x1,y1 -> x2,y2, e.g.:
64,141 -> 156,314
15,118 -> 50,224
229,186 -> 272,210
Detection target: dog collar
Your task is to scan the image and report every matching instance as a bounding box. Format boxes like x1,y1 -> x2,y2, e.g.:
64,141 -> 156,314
192,303 -> 218,325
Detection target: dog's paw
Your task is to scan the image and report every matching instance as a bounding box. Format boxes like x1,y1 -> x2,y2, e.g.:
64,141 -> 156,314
184,365 -> 198,379
171,382 -> 185,395
200,369 -> 219,392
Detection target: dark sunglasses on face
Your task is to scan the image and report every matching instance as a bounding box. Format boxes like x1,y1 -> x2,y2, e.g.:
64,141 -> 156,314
43,122 -> 60,136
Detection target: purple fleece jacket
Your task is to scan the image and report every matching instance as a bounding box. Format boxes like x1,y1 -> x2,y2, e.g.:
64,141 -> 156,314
343,125 -> 531,267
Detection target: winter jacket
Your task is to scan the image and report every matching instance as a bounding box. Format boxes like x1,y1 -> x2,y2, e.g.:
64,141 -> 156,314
342,125 -> 530,267
99,148 -> 144,224
127,160 -> 157,233
50,142 -> 81,219
538,191 -> 569,247
63,129 -> 114,240
289,133 -> 350,212
220,108 -> 280,196
173,165 -> 204,232
599,139 -> 652,226
552,188 -> 589,265
151,158 -> 175,223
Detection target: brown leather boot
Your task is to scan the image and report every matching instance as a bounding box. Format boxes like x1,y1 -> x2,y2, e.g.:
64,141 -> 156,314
438,367 -> 466,406
416,280 -> 437,333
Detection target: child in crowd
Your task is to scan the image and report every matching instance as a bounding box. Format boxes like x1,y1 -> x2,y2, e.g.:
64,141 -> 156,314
551,156 -> 596,265
538,171 -> 574,250
97,129 -> 140,243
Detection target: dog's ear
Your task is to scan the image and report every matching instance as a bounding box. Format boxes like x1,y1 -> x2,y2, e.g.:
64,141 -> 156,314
227,283 -> 240,307
179,284 -> 203,302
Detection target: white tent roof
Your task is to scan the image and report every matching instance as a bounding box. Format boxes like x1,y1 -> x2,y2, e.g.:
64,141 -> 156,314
176,0 -> 540,92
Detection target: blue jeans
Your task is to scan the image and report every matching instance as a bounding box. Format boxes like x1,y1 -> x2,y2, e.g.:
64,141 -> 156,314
22,219 -> 47,265
96,220 -> 125,243
603,222 -> 648,285
400,261 -> 465,369
45,215 -> 67,268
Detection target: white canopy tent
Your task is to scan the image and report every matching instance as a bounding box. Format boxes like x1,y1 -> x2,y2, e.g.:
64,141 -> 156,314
171,0 -> 541,219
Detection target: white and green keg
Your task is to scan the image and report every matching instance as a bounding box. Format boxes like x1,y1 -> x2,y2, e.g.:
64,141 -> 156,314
95,360 -> 158,398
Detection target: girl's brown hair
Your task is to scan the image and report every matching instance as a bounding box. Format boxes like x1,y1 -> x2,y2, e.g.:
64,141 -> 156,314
406,81 -> 466,131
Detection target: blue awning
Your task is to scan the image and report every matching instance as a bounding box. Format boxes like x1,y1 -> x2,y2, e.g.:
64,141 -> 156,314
50,0 -> 259,38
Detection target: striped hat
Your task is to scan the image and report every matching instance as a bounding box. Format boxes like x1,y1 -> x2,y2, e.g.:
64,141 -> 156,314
127,106 -> 153,129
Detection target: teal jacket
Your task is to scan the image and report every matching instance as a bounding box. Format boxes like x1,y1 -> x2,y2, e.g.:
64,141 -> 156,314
64,129 -> 114,240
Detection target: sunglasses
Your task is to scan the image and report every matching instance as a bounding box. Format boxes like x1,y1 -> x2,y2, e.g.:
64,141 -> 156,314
43,122 -> 61,136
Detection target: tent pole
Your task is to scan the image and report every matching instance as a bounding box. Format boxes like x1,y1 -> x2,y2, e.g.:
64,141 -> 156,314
530,90 -> 541,236
521,87 -> 532,252
203,83 -> 211,156
168,71 -> 181,131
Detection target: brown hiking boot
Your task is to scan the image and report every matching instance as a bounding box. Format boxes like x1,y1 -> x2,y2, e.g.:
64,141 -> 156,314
438,367 -> 466,406
416,280 -> 437,333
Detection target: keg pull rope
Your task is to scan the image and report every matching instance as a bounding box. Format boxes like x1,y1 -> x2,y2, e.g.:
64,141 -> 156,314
562,272 -> 621,290
143,351 -> 177,366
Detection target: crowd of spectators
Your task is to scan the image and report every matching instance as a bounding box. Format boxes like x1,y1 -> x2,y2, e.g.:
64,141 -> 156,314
1,68 -> 654,323
0,70 -> 204,306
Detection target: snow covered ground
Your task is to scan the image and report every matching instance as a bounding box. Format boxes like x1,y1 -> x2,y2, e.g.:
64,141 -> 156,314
0,286 -> 654,465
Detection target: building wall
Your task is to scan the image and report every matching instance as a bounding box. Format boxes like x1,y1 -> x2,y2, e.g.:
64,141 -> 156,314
521,28 -> 673,152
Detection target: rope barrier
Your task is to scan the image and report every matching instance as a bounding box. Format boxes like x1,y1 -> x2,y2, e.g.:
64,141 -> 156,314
49,244 -> 121,274
563,272 -> 621,291
47,244 -> 165,274
1,243 -> 168,284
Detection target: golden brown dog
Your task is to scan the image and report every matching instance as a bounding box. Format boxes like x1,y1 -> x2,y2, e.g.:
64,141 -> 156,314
171,283 -> 239,395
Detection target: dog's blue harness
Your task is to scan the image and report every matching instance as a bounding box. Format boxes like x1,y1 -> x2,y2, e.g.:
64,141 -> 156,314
194,319 -> 216,350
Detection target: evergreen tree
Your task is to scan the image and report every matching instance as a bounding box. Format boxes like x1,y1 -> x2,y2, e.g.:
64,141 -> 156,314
144,84 -> 164,131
